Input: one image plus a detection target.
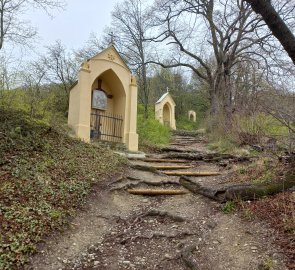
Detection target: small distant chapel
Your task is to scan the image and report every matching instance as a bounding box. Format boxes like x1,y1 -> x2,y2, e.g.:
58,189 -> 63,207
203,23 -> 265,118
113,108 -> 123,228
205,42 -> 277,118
155,90 -> 176,130
68,45 -> 139,152
188,110 -> 197,122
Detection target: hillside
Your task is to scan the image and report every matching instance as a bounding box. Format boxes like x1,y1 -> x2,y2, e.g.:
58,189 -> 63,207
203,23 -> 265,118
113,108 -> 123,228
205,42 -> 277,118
0,109 -> 124,269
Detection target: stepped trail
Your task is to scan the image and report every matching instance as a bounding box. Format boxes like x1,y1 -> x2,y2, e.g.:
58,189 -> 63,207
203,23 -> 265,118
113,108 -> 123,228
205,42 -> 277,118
26,133 -> 288,270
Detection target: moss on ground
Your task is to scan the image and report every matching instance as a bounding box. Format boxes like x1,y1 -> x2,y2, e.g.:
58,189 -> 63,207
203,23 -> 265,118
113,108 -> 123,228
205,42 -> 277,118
0,109 -> 124,269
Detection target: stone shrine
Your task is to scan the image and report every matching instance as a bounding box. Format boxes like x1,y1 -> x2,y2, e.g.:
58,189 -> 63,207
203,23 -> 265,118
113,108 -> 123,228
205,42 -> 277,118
68,45 -> 139,151
188,110 -> 197,122
155,91 -> 176,130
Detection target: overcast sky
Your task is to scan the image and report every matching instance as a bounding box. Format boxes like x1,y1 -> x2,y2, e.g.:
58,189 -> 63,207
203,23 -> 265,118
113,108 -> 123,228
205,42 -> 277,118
26,0 -> 119,54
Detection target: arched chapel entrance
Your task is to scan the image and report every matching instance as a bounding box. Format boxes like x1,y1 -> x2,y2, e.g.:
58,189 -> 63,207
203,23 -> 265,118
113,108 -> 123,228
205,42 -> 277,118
163,103 -> 171,127
188,110 -> 197,122
155,92 -> 176,130
68,45 -> 139,151
90,70 -> 126,142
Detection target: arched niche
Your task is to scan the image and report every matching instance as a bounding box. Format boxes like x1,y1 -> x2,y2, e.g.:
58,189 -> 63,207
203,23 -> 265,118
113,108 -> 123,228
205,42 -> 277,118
68,45 -> 139,151
91,69 -> 126,117
188,110 -> 197,122
155,92 -> 176,130
90,69 -> 126,142
163,103 -> 172,127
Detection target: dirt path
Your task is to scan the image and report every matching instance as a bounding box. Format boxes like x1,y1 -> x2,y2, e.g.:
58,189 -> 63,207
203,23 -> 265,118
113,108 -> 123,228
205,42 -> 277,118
26,134 -> 288,270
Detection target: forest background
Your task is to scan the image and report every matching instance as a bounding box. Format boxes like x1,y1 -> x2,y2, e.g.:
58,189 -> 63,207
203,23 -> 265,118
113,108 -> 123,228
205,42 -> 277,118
0,0 -> 295,149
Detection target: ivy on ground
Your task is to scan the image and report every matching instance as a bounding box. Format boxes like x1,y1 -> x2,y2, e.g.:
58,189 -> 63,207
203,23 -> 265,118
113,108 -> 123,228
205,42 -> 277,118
0,109 -> 124,269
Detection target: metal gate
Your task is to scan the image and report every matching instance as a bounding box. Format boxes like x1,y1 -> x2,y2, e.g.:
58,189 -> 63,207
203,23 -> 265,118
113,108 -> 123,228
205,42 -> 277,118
90,111 -> 123,143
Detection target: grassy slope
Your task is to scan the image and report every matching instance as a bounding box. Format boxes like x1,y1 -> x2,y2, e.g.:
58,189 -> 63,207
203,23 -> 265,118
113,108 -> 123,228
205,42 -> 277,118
0,109 -> 124,269
137,104 -> 171,148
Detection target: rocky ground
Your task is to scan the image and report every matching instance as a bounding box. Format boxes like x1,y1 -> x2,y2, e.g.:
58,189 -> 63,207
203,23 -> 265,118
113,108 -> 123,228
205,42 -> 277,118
25,134 -> 289,270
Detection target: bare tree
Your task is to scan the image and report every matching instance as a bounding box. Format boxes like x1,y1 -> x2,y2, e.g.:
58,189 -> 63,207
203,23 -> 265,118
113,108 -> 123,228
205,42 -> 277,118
149,0 -> 294,128
0,52 -> 20,108
42,41 -> 78,102
231,61 -> 264,115
111,0 -> 153,119
257,84 -> 295,154
0,52 -> 13,90
74,32 -> 106,63
0,0 -> 65,50
244,0 -> 295,64
21,61 -> 46,117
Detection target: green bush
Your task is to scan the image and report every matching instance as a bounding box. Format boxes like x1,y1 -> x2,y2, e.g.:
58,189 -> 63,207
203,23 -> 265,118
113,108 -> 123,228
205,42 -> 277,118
137,104 -> 171,147
235,113 -> 289,144
206,112 -> 291,155
0,85 -> 69,120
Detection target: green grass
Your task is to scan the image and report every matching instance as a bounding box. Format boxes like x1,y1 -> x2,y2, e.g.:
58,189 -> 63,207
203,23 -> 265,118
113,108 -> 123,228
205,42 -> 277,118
0,87 -> 68,121
205,111 -> 293,156
259,257 -> 274,270
222,201 -> 236,213
0,108 -> 124,269
208,139 -> 237,153
176,115 -> 201,131
237,113 -> 289,137
137,104 -> 171,148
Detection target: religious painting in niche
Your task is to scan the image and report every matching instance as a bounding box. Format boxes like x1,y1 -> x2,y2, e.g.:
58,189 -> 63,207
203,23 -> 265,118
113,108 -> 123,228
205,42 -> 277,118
92,89 -> 107,110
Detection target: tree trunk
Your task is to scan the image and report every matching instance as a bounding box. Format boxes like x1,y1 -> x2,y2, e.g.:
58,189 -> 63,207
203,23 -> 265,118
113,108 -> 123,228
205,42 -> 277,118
245,0 -> 295,64
208,90 -> 221,131
141,54 -> 149,119
210,91 -> 219,117
209,75 -> 233,131
223,71 -> 233,129
128,189 -> 188,195
180,174 -> 295,202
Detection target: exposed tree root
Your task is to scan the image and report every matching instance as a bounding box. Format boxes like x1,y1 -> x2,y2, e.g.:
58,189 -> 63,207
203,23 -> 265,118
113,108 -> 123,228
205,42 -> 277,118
180,177 -> 223,201
127,176 -> 142,181
133,180 -> 180,186
154,165 -> 194,170
164,171 -> 221,176
162,152 -> 223,160
120,231 -> 197,245
160,147 -> 196,153
163,152 -> 250,163
130,164 -> 158,173
154,254 -> 181,269
130,165 -> 195,171
110,179 -> 180,191
128,189 -> 188,196
172,142 -> 194,145
170,142 -> 199,146
180,174 -> 295,202
142,209 -> 186,222
154,243 -> 199,269
143,158 -> 187,163
110,177 -> 129,185
181,244 -> 199,270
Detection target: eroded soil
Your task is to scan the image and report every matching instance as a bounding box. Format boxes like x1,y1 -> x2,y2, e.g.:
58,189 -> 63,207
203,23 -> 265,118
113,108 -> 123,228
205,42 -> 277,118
25,134 -> 288,270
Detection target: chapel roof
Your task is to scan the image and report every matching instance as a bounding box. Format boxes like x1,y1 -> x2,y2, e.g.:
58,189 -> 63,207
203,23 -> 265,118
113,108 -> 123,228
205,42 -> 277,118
88,44 -> 131,72
156,92 -> 176,105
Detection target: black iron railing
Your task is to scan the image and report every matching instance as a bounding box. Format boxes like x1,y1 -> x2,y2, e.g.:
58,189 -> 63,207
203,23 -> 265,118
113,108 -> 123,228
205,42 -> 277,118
90,111 -> 123,143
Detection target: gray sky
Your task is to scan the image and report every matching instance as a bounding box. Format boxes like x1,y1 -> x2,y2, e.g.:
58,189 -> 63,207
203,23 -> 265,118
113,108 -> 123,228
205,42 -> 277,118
28,0 -> 119,52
